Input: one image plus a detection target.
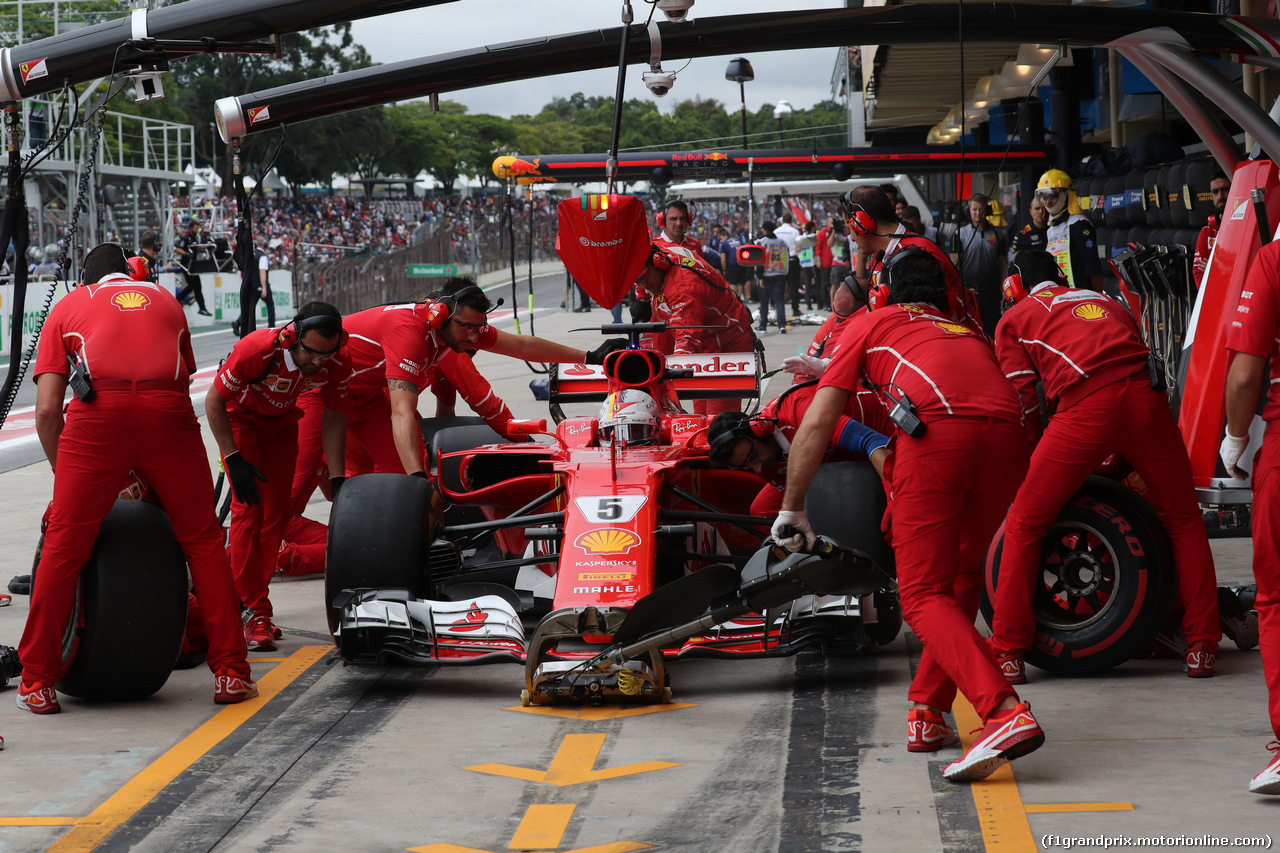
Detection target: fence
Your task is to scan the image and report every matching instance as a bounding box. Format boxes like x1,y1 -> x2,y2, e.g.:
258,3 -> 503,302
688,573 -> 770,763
292,231 -> 451,315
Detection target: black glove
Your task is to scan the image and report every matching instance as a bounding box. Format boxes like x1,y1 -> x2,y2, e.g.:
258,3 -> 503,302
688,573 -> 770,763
329,476 -> 346,500
585,338 -> 628,365
224,451 -> 266,506
629,299 -> 652,324
409,471 -> 428,480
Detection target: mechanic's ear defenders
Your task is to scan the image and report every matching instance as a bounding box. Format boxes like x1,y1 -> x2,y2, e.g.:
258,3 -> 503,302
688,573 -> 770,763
708,411 -> 775,460
839,193 -> 877,238
647,246 -> 675,272
277,313 -> 347,349
425,284 -> 485,329
1001,269 -> 1028,309
869,247 -> 920,310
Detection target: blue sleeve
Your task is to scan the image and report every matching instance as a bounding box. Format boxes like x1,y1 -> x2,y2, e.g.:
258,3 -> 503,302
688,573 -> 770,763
836,419 -> 889,456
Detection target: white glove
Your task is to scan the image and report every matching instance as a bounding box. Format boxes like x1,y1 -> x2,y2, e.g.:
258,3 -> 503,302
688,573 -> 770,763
772,510 -> 816,553
1220,431 -> 1251,480
781,354 -> 829,378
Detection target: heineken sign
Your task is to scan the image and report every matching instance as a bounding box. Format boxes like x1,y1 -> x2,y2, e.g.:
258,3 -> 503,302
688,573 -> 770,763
408,264 -> 459,277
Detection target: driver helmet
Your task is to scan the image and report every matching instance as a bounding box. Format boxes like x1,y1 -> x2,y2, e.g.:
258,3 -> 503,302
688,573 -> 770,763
598,389 -> 660,446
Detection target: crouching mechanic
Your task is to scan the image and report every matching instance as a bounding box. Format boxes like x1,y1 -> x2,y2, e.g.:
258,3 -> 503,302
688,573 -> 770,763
342,277 -> 624,476
706,381 -> 890,518
1222,239 -> 1280,795
988,250 -> 1219,682
635,244 -> 758,416
206,302 -> 350,651
772,248 -> 1043,783
20,243 -> 255,714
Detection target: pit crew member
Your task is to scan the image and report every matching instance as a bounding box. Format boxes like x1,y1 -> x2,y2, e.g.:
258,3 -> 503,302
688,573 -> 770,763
1222,239 -> 1280,795
838,185 -> 984,335
779,267 -> 866,384
20,243 -> 254,714
773,248 -> 1042,783
206,301 -> 350,651
707,380 -> 890,518
988,250 -> 1220,684
342,277 -> 623,476
1193,170 -> 1231,288
1037,169 -> 1102,291
634,244 -> 758,417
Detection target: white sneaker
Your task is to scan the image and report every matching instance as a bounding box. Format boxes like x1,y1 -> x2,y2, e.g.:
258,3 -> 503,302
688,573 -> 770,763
1250,742 -> 1280,795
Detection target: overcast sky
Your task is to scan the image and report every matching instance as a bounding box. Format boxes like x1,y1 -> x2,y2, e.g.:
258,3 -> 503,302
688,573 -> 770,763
349,0 -> 848,119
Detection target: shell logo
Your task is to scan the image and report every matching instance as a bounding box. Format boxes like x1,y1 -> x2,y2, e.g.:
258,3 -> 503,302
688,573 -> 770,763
111,291 -> 151,311
933,321 -> 973,336
574,528 -> 641,556
1073,303 -> 1109,321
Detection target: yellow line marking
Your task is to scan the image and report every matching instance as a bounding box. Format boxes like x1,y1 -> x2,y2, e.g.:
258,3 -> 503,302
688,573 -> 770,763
952,697 -> 1037,853
410,842 -> 652,853
248,656 -> 290,662
40,645 -> 329,853
1024,803 -> 1134,813
508,804 -> 576,849
506,703 -> 697,721
466,733 -> 680,787
0,818 -> 81,826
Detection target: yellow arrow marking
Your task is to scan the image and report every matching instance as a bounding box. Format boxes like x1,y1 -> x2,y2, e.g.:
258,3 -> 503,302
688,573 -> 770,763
465,734 -> 680,787
506,702 -> 698,721
407,804 -> 654,853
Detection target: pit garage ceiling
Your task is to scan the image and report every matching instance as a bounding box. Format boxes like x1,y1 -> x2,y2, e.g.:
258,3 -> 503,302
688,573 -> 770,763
861,0 -> 1072,130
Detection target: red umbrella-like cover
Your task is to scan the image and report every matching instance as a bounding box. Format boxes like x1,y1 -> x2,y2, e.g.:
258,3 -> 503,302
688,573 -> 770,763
556,194 -> 651,309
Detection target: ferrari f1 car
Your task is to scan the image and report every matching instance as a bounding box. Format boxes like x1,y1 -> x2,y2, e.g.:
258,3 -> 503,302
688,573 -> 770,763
323,330 -> 902,705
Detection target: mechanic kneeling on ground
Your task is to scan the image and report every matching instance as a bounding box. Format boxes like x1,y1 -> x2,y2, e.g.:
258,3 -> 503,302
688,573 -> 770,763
988,250 -> 1220,682
206,302 -> 351,652
773,248 -> 1043,783
706,381 -> 890,518
20,243 -> 255,714
339,277 -> 624,477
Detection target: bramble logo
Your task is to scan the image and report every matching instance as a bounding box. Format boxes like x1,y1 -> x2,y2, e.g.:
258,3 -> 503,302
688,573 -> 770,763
111,291 -> 151,311
574,528 -> 640,556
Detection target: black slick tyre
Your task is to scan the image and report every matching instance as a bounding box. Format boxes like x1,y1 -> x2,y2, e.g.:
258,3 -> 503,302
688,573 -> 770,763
57,500 -> 189,700
325,473 -> 437,635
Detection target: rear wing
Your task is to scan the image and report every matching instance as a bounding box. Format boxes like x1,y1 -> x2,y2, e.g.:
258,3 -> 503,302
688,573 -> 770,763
550,352 -> 761,404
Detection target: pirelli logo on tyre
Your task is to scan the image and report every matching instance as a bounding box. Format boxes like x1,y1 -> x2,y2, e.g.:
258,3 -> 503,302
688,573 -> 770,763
574,528 -> 640,556
111,291 -> 151,311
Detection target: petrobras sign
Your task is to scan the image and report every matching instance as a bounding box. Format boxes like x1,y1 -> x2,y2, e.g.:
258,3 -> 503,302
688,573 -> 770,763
0,279 -> 71,358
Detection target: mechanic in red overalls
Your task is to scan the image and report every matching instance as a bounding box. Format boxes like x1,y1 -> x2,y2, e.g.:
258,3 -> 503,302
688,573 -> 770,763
340,277 -> 621,477
773,248 -> 1042,783
707,380 -> 890,518
989,250 -> 1220,683
635,245 -> 758,417
206,302 -> 350,651
838,185 -> 984,336
1222,239 -> 1280,794
19,243 -> 254,714
779,265 -> 867,383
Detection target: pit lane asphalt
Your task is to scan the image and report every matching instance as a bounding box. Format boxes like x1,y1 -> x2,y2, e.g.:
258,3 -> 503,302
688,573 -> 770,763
1,265 -> 1276,853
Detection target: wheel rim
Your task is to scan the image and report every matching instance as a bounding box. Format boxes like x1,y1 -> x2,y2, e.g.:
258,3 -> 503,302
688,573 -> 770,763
1035,521 -> 1121,632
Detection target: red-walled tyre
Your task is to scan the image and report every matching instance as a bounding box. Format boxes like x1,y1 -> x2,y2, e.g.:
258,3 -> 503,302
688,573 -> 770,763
981,476 -> 1175,676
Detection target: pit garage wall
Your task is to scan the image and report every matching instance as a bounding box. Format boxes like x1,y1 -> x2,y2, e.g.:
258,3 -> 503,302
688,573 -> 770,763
0,271 -> 295,357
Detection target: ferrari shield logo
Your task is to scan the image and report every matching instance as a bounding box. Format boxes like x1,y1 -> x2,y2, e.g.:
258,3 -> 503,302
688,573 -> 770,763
247,105 -> 271,125
574,528 -> 640,556
20,57 -> 49,84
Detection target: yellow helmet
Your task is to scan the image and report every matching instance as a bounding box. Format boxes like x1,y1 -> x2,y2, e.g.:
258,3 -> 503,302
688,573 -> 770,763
986,198 -> 1007,228
1037,169 -> 1073,191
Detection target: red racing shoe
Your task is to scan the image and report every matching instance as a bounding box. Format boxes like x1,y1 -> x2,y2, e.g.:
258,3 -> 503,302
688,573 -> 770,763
16,682 -> 61,715
1184,641 -> 1217,678
213,671 -> 259,705
1251,742 -> 1280,795
985,637 -> 1026,685
907,708 -> 958,752
943,702 -> 1044,782
243,611 -> 277,652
